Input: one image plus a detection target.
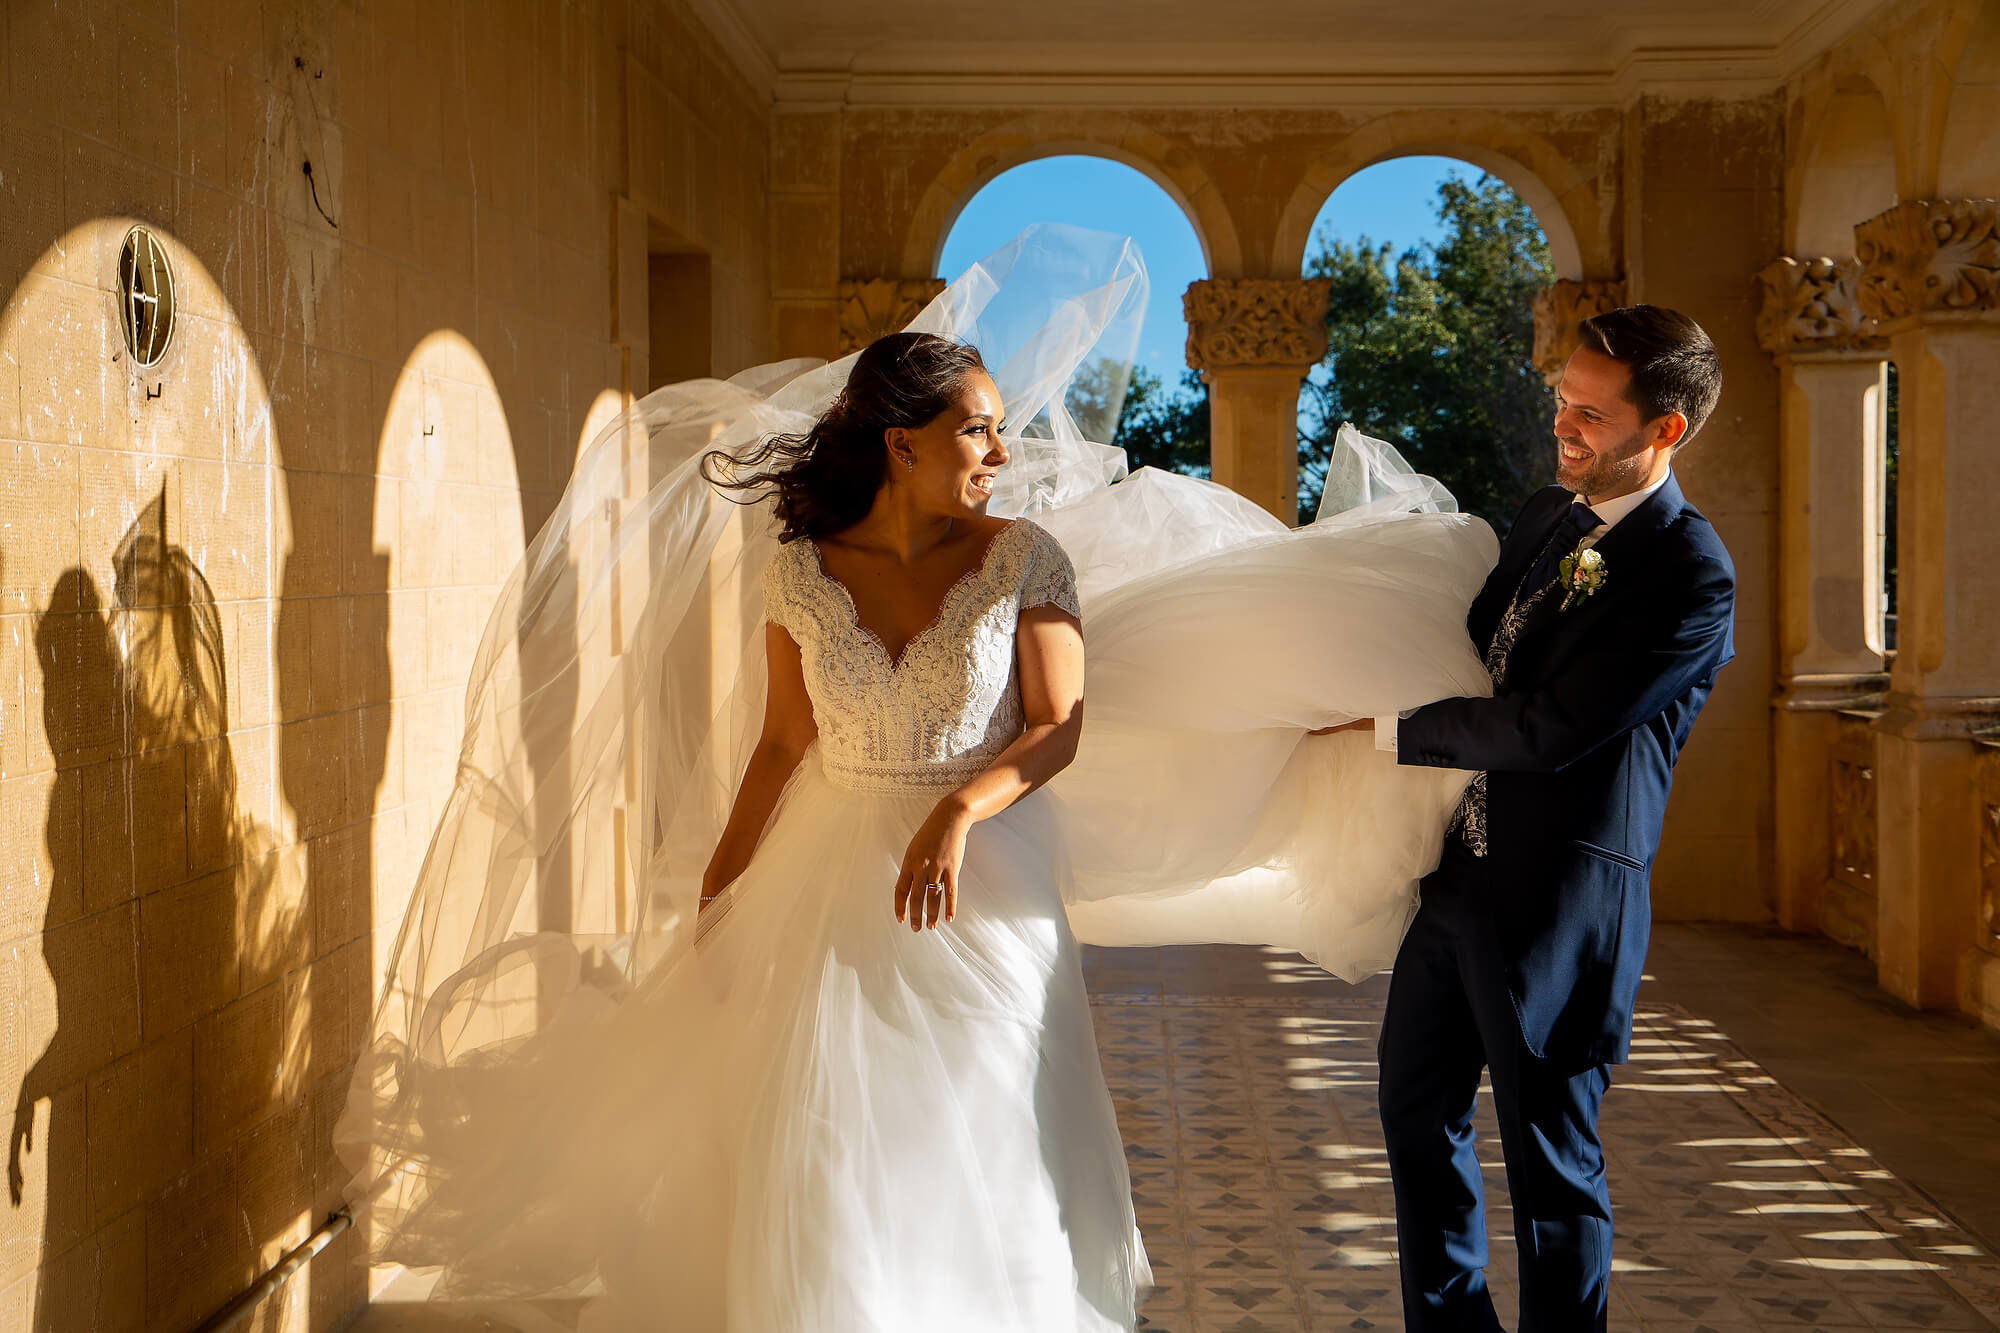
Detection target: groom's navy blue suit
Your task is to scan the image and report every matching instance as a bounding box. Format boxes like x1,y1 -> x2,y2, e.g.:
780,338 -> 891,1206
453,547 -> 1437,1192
1381,474 -> 1734,1331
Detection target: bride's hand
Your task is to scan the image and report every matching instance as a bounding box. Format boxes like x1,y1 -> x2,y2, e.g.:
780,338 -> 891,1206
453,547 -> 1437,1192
896,798 -> 973,931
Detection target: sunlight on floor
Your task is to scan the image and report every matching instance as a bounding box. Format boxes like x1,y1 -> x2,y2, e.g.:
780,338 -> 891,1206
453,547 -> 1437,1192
1095,994 -> 2000,1332
354,985 -> 2000,1332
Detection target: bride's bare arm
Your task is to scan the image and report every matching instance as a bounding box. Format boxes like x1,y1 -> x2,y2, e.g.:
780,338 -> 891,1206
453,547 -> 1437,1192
895,604 -> 1085,929
702,622 -> 818,905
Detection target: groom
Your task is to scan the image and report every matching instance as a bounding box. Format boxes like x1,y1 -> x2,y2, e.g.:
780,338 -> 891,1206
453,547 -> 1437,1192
1333,305 -> 1735,1330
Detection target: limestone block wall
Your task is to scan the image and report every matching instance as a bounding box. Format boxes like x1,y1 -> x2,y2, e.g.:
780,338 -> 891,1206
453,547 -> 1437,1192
1623,93 -> 1787,922
0,0 -> 769,1329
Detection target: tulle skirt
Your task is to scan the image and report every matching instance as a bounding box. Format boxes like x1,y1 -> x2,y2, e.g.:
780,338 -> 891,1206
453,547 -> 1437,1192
367,762 -> 1147,1332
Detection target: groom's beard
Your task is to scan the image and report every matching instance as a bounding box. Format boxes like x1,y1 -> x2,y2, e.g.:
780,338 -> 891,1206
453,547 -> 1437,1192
1554,429 -> 1648,500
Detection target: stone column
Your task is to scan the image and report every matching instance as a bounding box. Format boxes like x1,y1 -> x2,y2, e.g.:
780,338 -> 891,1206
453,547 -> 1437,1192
1531,279 -> 1628,387
837,278 -> 947,354
1757,256 -> 1891,936
1185,278 -> 1331,525
1853,198 -> 2000,1012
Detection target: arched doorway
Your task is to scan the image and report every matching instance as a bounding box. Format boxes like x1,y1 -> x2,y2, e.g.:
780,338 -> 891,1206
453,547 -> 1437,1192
1295,155 -> 1557,526
939,154 -> 1212,477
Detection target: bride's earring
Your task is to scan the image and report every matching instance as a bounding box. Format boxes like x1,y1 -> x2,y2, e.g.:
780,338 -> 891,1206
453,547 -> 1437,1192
902,457 -> 915,472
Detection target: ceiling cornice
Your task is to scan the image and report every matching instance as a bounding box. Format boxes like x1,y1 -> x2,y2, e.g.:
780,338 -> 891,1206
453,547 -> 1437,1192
776,68 -> 1630,110
695,0 -> 1893,111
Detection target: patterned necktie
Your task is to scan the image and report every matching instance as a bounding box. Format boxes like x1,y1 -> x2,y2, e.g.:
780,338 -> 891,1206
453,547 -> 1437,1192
1524,501 -> 1603,597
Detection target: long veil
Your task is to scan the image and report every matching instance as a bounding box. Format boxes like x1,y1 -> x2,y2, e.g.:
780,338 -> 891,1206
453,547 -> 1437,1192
335,224 -> 1494,1291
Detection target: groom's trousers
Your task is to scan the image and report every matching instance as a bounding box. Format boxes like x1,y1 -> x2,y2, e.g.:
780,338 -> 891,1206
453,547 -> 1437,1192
1378,902 -> 1613,1333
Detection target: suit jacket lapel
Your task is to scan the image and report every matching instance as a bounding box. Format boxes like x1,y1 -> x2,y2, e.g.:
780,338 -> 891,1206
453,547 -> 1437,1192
1582,472 -> 1686,573
1515,474 -> 1690,646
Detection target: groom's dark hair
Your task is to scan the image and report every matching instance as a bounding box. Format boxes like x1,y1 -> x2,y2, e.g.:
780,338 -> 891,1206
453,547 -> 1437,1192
1577,305 -> 1722,446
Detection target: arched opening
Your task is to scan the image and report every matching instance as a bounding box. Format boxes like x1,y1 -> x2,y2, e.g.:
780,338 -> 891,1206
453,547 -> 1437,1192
1295,156 -> 1556,525
907,121 -> 1242,282
1273,120 -> 1596,281
939,154 -> 1213,478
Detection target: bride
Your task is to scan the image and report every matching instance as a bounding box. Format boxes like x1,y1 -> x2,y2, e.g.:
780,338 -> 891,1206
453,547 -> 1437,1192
336,226 -> 1496,1329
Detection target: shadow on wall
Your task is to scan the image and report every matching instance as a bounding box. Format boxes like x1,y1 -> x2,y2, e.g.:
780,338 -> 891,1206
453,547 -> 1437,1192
8,489 -> 304,1329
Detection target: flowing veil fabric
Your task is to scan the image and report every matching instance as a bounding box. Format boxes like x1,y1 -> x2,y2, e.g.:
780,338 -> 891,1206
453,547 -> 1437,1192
335,224 -> 1496,1303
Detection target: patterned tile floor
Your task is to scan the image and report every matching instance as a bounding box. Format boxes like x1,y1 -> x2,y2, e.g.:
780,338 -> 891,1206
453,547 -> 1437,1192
1098,988 -> 2000,1333
357,927 -> 2000,1331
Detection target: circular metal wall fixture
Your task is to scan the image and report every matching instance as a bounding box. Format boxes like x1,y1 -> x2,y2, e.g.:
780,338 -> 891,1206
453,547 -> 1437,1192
117,226 -> 176,369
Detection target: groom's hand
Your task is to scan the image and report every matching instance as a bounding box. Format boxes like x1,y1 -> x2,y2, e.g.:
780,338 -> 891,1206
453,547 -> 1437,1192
1308,718 -> 1375,737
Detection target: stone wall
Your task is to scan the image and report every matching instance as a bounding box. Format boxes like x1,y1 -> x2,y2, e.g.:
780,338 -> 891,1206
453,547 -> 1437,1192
1624,92 -> 1788,921
0,0 -> 769,1328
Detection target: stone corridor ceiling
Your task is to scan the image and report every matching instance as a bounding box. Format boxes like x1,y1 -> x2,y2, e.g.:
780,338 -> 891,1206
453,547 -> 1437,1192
699,0 -> 1888,102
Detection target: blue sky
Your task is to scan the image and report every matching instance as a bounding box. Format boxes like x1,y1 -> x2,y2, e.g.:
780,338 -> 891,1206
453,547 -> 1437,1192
937,154 -> 1475,383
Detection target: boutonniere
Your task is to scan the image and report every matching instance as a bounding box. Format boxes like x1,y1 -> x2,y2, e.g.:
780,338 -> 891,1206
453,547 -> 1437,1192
1557,543 -> 1608,611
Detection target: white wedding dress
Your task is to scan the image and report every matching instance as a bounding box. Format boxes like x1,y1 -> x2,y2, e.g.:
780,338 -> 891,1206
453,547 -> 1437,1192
335,226 -> 1497,1329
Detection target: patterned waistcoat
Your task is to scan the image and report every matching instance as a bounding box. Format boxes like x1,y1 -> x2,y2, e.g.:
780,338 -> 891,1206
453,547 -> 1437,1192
1446,521 -> 1576,857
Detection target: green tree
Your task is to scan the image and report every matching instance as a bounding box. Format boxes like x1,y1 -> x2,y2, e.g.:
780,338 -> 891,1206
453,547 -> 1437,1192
1107,365 -> 1212,479
1299,172 -> 1555,528
1080,171 -> 1553,523
1066,359 -> 1211,480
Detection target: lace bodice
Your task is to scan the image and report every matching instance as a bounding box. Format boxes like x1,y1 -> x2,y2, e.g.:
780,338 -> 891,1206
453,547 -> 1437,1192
762,520 -> 1082,794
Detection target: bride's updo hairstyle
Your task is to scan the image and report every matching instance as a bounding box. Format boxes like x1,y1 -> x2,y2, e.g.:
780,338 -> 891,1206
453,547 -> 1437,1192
705,332 -> 990,543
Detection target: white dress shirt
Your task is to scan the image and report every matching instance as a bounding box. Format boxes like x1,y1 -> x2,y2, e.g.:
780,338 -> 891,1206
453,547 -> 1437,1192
1372,470 -> 1673,752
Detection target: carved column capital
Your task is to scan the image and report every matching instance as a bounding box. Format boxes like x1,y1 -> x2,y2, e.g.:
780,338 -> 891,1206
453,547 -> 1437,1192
837,278 -> 948,354
1854,198 -> 2000,325
1756,256 -> 1883,356
1530,279 -> 1627,386
1183,278 -> 1331,372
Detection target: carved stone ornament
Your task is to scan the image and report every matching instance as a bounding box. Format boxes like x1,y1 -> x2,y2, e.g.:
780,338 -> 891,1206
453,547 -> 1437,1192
837,278 -> 948,353
1756,256 -> 1882,354
1854,198 -> 2000,324
1531,279 -> 1627,386
1183,279 -> 1332,371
